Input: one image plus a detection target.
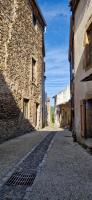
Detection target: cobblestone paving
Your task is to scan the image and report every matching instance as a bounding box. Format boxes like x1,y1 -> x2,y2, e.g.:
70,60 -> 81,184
0,132 -> 56,199
23,130 -> 92,200
1,129 -> 92,200
0,131 -> 48,185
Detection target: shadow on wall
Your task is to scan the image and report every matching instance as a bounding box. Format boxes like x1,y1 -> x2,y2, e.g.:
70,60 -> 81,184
0,73 -> 35,144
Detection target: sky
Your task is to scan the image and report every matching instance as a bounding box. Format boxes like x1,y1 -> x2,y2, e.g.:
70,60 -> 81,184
37,0 -> 71,105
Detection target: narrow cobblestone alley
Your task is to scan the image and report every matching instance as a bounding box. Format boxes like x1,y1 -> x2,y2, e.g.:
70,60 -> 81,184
1,0 -> 92,199
0,129 -> 92,199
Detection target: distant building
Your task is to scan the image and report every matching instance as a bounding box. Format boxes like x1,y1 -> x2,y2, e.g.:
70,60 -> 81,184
53,86 -> 71,128
46,97 -> 51,126
45,96 -> 51,126
0,0 -> 46,142
69,0 -> 92,142
42,75 -> 46,128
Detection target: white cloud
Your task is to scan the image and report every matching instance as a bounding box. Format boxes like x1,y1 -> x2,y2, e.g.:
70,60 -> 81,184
37,0 -> 70,101
45,47 -> 69,84
41,4 -> 70,21
46,47 -> 69,67
47,70 -> 69,76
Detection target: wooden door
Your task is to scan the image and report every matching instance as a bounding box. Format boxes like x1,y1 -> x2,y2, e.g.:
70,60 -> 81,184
80,100 -> 86,138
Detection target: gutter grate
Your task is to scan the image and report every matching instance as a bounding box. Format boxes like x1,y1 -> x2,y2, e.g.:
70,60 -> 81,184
6,171 -> 36,186
0,132 -> 56,198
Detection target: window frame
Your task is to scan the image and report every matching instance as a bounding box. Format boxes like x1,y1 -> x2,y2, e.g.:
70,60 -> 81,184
32,12 -> 37,30
83,17 -> 92,71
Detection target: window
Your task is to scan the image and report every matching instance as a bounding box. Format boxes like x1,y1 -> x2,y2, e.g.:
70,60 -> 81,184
32,13 -> 37,29
86,25 -> 92,66
32,58 -> 36,83
23,99 -> 29,119
84,23 -> 92,70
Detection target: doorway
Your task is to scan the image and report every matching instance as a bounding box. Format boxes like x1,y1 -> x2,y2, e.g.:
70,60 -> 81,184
36,103 -> 40,128
80,99 -> 92,138
80,100 -> 86,138
86,99 -> 92,138
23,99 -> 29,119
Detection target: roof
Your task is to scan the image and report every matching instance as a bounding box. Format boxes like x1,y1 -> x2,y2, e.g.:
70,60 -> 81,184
69,0 -> 80,12
31,0 -> 46,27
68,16 -> 74,62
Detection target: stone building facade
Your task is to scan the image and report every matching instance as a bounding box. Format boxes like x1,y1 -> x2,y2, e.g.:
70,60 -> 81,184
53,86 -> 71,128
69,0 -> 92,143
0,0 -> 46,142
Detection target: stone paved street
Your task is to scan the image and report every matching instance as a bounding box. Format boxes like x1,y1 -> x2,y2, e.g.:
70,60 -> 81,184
0,128 -> 92,199
23,130 -> 92,200
0,131 -> 48,185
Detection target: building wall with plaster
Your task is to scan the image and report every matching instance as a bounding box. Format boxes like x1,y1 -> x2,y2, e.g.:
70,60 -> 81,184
54,86 -> 71,128
74,0 -> 92,140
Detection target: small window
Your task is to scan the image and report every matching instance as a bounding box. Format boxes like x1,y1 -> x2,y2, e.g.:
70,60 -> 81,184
32,13 -> 37,29
32,58 -> 36,83
23,99 -> 29,119
86,25 -> 92,66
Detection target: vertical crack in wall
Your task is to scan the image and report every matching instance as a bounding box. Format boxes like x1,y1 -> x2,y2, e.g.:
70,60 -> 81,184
4,0 -> 18,71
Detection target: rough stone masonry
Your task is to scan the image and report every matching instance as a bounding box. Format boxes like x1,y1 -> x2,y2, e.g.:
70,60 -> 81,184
0,0 -> 46,142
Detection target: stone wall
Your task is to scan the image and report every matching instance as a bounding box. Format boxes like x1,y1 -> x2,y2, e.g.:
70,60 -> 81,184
0,0 -> 45,142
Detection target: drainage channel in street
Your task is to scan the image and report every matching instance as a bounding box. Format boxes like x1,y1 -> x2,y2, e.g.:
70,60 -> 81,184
0,132 -> 56,199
